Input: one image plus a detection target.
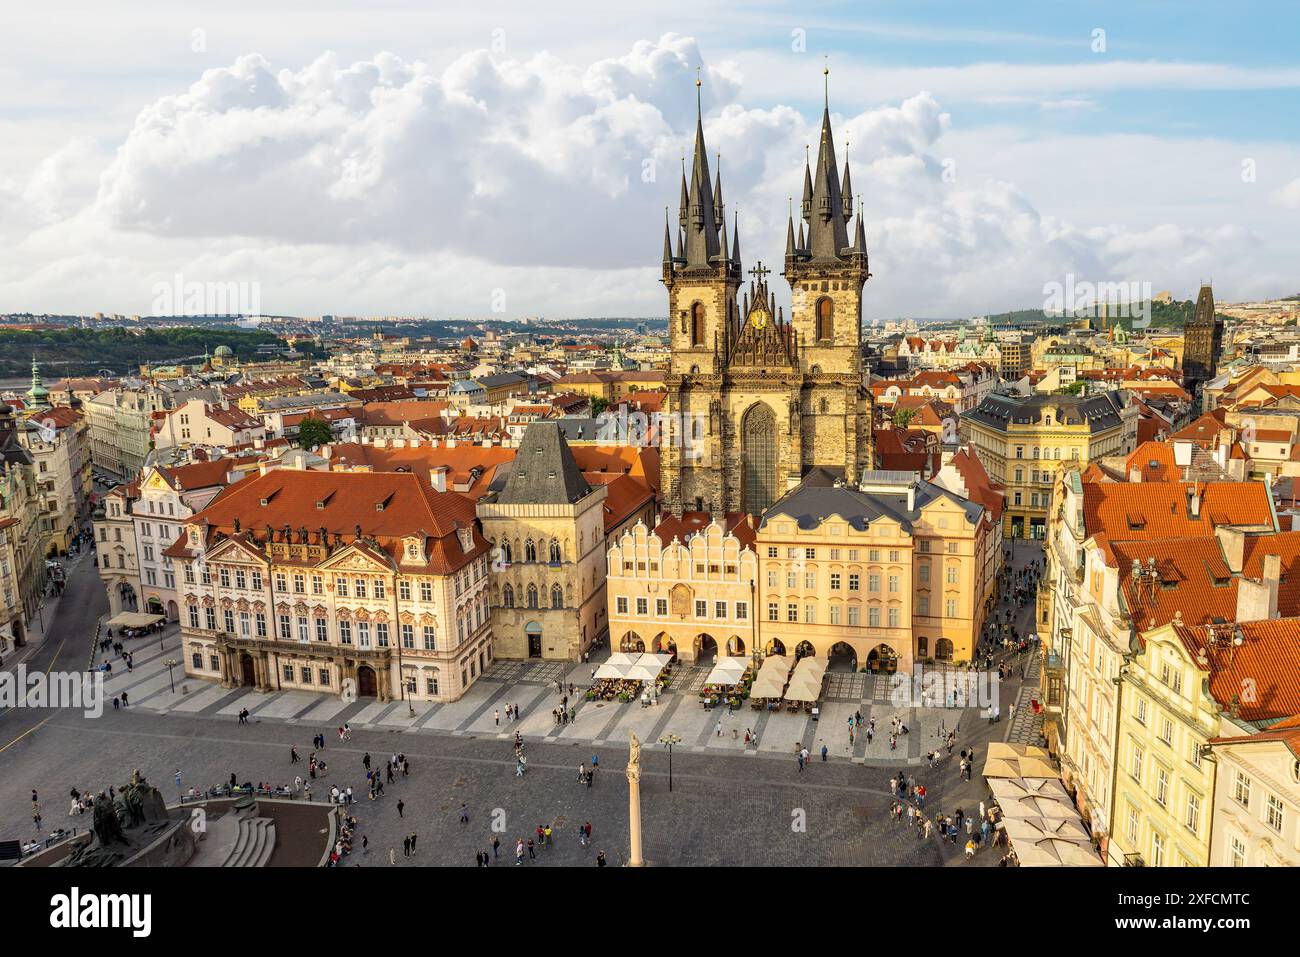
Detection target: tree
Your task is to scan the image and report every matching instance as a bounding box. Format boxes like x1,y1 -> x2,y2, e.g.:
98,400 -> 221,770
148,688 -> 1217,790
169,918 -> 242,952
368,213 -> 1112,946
591,396 -> 610,416
297,417 -> 334,450
892,407 -> 915,427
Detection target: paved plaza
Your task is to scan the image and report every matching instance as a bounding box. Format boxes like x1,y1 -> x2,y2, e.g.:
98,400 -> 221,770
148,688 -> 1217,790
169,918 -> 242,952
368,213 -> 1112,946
0,539 -> 1046,866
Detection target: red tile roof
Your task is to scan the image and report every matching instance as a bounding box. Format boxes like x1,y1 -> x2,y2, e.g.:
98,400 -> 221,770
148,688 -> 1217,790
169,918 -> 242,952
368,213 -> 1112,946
1172,618 -> 1300,722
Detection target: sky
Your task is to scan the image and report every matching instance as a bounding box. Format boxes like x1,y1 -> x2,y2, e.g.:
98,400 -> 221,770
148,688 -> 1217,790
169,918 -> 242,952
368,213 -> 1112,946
1,0 -> 1298,321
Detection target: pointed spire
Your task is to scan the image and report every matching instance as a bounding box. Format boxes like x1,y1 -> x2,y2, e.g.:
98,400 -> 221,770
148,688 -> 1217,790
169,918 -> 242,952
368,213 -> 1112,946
682,71 -> 721,269
713,152 -> 724,224
785,197 -> 797,258
731,210 -> 740,264
678,157 -> 689,229
842,138 -> 854,219
854,199 -> 867,255
718,213 -> 730,266
801,146 -> 813,221
662,208 -> 674,267
803,69 -> 850,261
796,221 -> 806,254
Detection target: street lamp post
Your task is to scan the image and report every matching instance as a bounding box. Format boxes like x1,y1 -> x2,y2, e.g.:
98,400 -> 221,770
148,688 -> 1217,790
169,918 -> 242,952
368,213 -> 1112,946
658,732 -> 682,792
163,658 -> 178,693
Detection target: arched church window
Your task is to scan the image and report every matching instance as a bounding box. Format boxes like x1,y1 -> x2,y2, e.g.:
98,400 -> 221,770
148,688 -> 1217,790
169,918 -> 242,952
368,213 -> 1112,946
501,541 -> 512,564
549,539 -> 562,563
691,302 -> 705,346
816,298 -> 833,341
741,404 -> 778,516
551,585 -> 563,609
526,584 -> 539,609
524,539 -> 537,562
502,585 -> 514,608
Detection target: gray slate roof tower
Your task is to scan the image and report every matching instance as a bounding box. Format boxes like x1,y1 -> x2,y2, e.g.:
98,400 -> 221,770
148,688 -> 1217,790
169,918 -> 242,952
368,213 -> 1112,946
496,421 -> 591,505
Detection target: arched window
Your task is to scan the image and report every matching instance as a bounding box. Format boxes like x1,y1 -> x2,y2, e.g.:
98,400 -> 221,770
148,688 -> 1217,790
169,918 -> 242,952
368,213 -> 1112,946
549,539 -> 561,563
690,302 -> 705,346
816,297 -> 833,341
524,539 -> 537,562
502,584 -> 514,608
551,584 -> 563,609
526,584 -> 539,609
741,403 -> 777,516
819,398 -> 829,414
501,541 -> 512,564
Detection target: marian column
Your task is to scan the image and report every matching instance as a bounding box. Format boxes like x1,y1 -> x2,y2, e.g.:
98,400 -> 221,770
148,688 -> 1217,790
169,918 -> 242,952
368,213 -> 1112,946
626,731 -> 645,867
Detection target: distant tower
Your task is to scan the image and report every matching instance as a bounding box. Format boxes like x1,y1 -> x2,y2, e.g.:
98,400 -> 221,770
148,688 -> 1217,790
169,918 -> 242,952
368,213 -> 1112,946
1182,283 -> 1223,406
26,356 -> 50,410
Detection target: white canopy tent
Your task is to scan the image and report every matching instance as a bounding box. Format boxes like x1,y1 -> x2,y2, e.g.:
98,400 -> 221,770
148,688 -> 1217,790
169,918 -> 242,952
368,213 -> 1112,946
706,657 -> 750,686
784,657 -> 827,702
105,612 -> 165,630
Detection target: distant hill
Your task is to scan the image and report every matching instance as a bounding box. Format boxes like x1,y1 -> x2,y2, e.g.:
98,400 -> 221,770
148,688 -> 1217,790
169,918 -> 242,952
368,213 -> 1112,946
982,298 -> 1230,332
0,326 -> 299,378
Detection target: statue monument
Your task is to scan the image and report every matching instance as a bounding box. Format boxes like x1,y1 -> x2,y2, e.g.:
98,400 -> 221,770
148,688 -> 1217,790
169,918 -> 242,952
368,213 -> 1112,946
626,731 -> 645,867
57,770 -> 183,868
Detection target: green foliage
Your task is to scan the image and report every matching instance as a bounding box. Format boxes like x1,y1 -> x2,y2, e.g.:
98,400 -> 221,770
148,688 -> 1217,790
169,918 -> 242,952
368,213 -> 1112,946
0,326 -> 290,377
591,396 -> 610,416
296,417 -> 334,450
892,407 -> 915,427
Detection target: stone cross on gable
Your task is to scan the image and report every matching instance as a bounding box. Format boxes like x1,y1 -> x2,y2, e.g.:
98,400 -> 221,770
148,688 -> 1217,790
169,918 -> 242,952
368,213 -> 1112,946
749,262 -> 771,283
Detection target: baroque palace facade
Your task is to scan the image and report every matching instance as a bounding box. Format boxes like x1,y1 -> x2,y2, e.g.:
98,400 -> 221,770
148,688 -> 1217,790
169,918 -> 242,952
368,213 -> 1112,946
167,469 -> 492,703
661,80 -> 874,517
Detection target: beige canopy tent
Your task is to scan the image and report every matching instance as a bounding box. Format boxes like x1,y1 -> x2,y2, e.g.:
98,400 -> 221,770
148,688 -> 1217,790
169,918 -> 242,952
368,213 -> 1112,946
1001,815 -> 1091,844
105,612 -> 165,630
604,652 -> 639,670
784,657 -> 828,702
987,742 -> 1050,761
987,776 -> 1072,803
594,663 -> 628,680
1009,835 -> 1104,867
982,755 -> 1059,779
706,657 -> 749,686
750,655 -> 794,699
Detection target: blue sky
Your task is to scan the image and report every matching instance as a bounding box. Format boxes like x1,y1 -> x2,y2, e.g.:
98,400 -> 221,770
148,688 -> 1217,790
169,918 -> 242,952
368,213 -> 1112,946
1,0 -> 1297,319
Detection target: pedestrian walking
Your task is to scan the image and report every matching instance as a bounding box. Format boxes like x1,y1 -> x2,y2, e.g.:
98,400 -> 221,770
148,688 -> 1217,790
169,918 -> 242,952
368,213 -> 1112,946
397,799 -> 405,818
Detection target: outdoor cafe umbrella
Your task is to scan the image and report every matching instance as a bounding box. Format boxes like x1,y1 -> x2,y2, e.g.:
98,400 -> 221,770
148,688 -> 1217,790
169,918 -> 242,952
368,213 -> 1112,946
594,663 -> 628,680
981,755 -> 1059,779
706,657 -> 749,686
1009,835 -> 1104,867
751,655 -> 794,699
987,776 -> 1072,803
996,793 -> 1079,820
1001,816 -> 1091,844
986,742 -> 1051,762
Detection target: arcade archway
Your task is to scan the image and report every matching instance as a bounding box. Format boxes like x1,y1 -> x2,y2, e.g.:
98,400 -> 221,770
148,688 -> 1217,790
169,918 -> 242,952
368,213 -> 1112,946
867,643 -> 899,675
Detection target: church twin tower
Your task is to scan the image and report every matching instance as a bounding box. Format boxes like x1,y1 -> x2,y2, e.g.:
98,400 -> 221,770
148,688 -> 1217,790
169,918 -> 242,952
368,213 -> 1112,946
661,76 -> 874,517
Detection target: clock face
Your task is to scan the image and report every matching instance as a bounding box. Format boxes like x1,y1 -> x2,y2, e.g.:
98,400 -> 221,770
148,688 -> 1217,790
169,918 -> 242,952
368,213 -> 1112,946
750,307 -> 769,330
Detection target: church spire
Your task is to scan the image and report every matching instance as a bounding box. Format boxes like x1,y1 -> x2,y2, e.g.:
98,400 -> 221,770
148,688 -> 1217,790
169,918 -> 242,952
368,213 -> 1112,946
785,197 -> 797,260
804,65 -> 851,261
662,207 -> 674,268
841,138 -> 854,220
682,70 -> 722,270
801,145 -> 813,222
731,210 -> 741,263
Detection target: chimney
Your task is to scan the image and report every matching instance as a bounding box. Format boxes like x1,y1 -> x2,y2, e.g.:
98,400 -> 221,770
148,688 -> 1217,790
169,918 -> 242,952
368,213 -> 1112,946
1215,526 -> 1246,574
1236,553 -> 1281,623
1129,467 -> 1142,483
1189,487 -> 1200,519
430,466 -> 449,493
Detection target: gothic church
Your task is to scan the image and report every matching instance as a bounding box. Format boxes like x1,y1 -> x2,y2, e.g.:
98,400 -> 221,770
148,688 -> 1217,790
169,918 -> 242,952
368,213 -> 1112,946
661,76 -> 875,516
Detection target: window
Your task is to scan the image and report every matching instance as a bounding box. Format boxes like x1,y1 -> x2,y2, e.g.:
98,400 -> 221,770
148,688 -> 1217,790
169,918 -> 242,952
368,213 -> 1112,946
526,585 -> 538,609
256,613 -> 266,637
205,607 -> 216,630
847,606 -> 860,626
786,571 -> 797,589
888,574 -> 899,593
376,623 -> 390,647
735,602 -> 747,620
1155,768 -> 1169,806
1130,745 -> 1144,783
1229,836 -> 1246,867
1159,716 -> 1173,746
1135,697 -> 1148,726
319,670 -> 330,687
316,617 -> 328,642
310,574 -> 322,595
1185,792 -> 1200,834
918,564 -> 930,584
283,665 -> 294,683
829,605 -> 841,625
815,297 -> 833,341
787,603 -> 798,623
715,600 -> 727,619
655,598 -> 668,616
275,572 -> 287,592
550,539 -> 562,563
338,621 -> 352,644
945,598 -> 957,618
635,596 -> 648,616
251,571 -> 262,591
830,572 -> 841,590
293,574 -> 305,594
188,606 -> 199,629
354,579 -> 366,599
297,616 -> 309,642
1266,793 -> 1284,832
219,567 -> 230,588
946,565 -> 959,585
868,573 -> 880,593
1151,832 -> 1165,867
524,539 -> 537,562
768,603 -> 778,622
423,627 -> 436,651
1126,805 -> 1139,844
868,607 -> 880,628
887,607 -> 900,628
357,622 -> 371,648
804,605 -> 815,624
616,596 -> 628,615
278,615 -> 291,639
804,547 -> 816,560
399,579 -> 411,601
918,596 -> 930,616
191,652 -> 202,670
1233,772 -> 1251,808
420,580 -> 433,602
696,599 -> 708,618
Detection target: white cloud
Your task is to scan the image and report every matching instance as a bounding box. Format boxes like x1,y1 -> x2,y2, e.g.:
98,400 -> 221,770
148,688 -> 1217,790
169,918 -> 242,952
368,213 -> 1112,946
1277,177 -> 1300,209
1,35 -> 1296,319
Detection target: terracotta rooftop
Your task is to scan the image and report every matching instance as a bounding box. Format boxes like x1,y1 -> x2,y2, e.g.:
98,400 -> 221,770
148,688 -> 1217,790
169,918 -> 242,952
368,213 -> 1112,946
1171,618 -> 1300,723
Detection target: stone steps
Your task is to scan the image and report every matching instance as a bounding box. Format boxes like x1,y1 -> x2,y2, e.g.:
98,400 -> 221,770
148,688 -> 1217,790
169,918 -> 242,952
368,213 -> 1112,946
221,817 -> 276,867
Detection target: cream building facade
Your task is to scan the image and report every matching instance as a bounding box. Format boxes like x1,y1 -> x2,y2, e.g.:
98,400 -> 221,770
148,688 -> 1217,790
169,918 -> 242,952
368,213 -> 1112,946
94,482 -> 142,616
86,387 -> 162,479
